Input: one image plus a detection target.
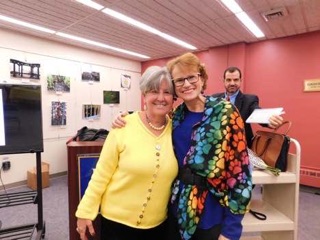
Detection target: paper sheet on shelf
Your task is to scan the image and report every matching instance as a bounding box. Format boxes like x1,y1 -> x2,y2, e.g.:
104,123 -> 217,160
246,107 -> 284,124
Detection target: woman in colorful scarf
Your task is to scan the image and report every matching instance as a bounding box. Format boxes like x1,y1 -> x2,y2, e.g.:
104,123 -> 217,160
166,52 -> 252,240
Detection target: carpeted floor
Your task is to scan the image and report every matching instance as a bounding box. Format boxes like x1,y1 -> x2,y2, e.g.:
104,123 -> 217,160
0,175 -> 68,240
1,175 -> 319,239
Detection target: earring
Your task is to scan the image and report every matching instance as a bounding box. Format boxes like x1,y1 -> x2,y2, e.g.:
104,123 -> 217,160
144,103 -> 147,110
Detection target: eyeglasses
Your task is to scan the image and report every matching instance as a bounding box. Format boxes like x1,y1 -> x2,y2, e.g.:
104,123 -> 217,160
172,73 -> 200,87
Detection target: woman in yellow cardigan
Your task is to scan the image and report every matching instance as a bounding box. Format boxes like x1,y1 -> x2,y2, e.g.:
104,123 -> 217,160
75,66 -> 178,240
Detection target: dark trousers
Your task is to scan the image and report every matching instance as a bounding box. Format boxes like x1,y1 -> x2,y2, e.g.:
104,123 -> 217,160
100,217 -> 167,240
192,225 -> 222,240
166,211 -> 222,240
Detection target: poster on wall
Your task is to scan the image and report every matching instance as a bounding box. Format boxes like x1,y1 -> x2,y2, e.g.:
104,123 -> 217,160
0,89 -> 5,146
51,101 -> 67,126
82,104 -> 101,120
103,91 -> 120,104
47,74 -> 71,92
81,71 -> 100,82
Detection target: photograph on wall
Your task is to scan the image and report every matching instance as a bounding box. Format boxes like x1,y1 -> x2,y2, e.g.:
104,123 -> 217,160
10,59 -> 41,79
47,74 -> 71,92
51,101 -> 67,126
78,154 -> 99,199
103,90 -> 120,104
121,74 -> 131,89
82,104 -> 101,120
81,71 -> 100,82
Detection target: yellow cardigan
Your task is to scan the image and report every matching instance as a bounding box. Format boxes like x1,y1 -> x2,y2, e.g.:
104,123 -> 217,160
76,112 -> 178,228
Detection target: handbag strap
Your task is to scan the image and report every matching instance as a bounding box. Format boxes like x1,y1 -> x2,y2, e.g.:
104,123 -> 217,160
249,209 -> 267,220
252,136 -> 272,156
273,121 -> 292,135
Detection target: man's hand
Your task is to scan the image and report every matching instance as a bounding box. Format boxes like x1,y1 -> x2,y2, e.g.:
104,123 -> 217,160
76,218 -> 95,240
111,111 -> 128,128
268,115 -> 284,129
218,234 -> 230,240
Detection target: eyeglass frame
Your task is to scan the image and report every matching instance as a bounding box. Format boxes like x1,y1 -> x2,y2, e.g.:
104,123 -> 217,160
172,73 -> 201,87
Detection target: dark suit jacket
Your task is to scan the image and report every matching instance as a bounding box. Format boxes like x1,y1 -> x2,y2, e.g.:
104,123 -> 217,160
212,91 -> 266,148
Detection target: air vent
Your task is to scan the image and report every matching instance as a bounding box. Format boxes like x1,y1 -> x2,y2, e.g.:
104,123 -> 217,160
261,7 -> 288,21
300,168 -> 320,179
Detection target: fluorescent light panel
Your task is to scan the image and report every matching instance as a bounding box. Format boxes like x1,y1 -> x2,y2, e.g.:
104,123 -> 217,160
75,0 -> 196,50
220,0 -> 265,38
0,15 -> 55,34
0,14 -> 149,59
75,0 -> 104,11
102,8 -> 197,50
56,32 -> 149,58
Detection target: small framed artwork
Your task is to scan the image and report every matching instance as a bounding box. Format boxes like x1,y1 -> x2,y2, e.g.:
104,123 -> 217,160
82,71 -> 100,82
103,90 -> 120,104
47,74 -> 71,92
82,104 -> 101,120
121,74 -> 131,89
51,101 -> 67,126
78,153 -> 100,200
10,59 -> 41,79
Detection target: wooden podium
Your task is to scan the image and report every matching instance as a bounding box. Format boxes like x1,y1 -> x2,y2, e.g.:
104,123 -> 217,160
67,141 -> 104,240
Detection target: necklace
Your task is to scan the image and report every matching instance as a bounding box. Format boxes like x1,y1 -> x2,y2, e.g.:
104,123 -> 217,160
146,114 -> 167,131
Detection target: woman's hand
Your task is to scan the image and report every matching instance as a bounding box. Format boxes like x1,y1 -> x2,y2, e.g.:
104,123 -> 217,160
111,111 -> 128,128
76,218 -> 95,240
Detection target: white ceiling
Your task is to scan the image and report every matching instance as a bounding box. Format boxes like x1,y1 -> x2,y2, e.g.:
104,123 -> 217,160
0,0 -> 319,62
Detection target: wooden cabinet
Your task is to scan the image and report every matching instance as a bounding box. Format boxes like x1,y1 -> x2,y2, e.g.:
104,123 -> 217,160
241,138 -> 301,240
67,141 -> 104,240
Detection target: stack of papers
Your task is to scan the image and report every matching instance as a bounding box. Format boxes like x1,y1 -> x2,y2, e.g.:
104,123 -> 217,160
246,108 -> 284,124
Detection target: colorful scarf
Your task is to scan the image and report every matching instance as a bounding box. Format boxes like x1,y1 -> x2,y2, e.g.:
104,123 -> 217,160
171,96 -> 252,240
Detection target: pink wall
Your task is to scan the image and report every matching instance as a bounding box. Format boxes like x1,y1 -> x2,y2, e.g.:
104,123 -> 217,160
142,31 -> 320,187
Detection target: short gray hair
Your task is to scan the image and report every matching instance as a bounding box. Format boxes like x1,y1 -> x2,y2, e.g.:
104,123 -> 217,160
140,66 -> 174,95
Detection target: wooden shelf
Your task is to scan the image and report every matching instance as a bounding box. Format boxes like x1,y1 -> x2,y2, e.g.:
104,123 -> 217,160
243,200 -> 294,232
242,138 -> 300,240
252,170 -> 297,184
240,236 -> 263,240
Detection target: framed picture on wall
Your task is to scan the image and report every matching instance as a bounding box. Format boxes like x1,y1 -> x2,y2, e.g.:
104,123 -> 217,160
82,104 -> 101,120
121,74 -> 131,89
51,101 -> 67,126
78,153 -> 100,200
81,71 -> 100,82
47,74 -> 71,92
103,90 -> 120,104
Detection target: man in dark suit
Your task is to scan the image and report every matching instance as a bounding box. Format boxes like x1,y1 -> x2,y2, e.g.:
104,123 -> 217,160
212,66 -> 283,148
